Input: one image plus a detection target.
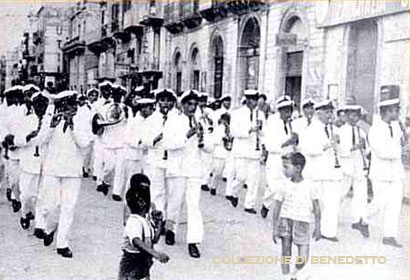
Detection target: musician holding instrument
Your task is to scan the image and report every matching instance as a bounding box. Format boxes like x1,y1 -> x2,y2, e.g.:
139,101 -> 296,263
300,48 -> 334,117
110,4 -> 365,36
162,90 -> 213,258
362,85 -> 405,248
13,91 -> 53,231
142,89 -> 177,218
299,100 -> 343,242
260,96 -> 298,219
338,96 -> 370,238
40,90 -> 92,258
225,89 -> 264,214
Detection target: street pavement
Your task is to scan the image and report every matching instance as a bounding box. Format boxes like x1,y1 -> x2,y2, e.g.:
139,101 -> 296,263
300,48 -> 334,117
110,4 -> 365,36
0,177 -> 408,280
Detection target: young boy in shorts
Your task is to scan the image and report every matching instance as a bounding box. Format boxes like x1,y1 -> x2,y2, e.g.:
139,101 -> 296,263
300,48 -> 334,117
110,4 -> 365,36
119,173 -> 169,280
272,152 -> 321,280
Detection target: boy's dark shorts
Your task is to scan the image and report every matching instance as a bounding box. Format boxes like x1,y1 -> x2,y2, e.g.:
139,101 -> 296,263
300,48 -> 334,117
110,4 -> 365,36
278,217 -> 310,245
119,251 -> 153,280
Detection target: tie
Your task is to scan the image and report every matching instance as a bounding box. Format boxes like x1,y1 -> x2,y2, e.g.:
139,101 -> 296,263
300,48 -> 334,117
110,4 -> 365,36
307,118 -> 311,126
162,114 -> 167,126
189,116 -> 194,128
325,125 -> 330,139
250,110 -> 253,122
283,120 -> 288,135
352,126 -> 356,147
389,125 -> 393,138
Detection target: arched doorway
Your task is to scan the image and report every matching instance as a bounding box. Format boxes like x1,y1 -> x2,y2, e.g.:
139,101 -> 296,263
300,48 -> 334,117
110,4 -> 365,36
238,17 -> 260,95
212,36 -> 224,98
346,20 -> 377,120
173,51 -> 182,95
282,16 -> 308,109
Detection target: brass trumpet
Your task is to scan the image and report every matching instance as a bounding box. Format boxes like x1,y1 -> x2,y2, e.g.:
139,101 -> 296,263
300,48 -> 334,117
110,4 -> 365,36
223,123 -> 234,151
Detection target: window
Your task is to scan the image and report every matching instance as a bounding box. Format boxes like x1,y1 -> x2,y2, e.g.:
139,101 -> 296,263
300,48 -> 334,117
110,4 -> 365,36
176,72 -> 182,95
192,70 -> 200,90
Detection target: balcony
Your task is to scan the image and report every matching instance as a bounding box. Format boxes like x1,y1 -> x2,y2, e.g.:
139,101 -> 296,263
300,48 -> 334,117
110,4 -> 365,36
225,0 -> 265,15
200,2 -> 228,22
87,27 -> 107,54
182,12 -> 202,29
124,7 -> 144,36
62,36 -> 86,55
139,5 -> 164,28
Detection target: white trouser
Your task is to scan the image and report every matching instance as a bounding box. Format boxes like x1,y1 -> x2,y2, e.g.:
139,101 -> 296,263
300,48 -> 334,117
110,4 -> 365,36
166,177 -> 203,244
225,157 -> 260,209
93,140 -> 103,180
113,159 -> 143,197
41,175 -> 82,249
222,153 -> 234,179
210,158 -> 225,190
35,175 -> 46,230
19,171 -> 41,217
145,165 -> 167,214
201,152 -> 212,186
261,167 -> 284,208
316,180 -> 342,238
343,174 -> 367,223
363,180 -> 403,238
5,159 -> 21,200
100,148 -> 121,185
83,144 -> 94,174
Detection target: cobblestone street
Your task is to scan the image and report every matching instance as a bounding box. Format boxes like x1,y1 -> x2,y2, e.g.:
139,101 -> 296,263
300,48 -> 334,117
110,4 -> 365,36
0,177 -> 408,280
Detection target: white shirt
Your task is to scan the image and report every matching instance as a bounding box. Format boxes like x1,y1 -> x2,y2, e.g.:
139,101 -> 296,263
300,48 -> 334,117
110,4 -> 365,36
299,118 -> 343,181
122,214 -> 154,254
100,102 -> 127,149
42,113 -> 91,177
163,112 -> 213,178
368,117 -> 405,182
212,124 -> 229,159
14,105 -> 54,174
230,106 -> 264,159
124,113 -> 145,161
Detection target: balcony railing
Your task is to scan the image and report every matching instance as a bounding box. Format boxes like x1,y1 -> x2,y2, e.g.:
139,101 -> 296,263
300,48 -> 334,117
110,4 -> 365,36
124,6 -> 144,36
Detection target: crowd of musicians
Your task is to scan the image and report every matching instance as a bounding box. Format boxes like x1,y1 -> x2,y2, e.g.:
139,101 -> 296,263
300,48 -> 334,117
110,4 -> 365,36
0,81 -> 407,260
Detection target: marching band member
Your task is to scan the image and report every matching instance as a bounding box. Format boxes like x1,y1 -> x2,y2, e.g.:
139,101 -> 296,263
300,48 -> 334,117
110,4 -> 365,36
338,96 -> 370,238
142,89 -> 177,216
299,100 -> 343,242
95,84 -> 127,196
293,98 -> 315,133
40,90 -> 91,258
76,93 -> 93,178
112,95 -> 155,201
196,92 -> 214,191
260,96 -> 297,218
362,86 -> 405,247
162,90 -> 213,258
3,85 -> 26,212
14,91 -> 53,230
213,95 -> 231,124
225,89 -> 264,214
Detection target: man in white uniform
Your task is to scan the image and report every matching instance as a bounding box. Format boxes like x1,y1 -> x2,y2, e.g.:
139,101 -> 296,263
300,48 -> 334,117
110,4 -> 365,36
163,90 -> 213,258
40,91 -> 91,258
299,100 -> 343,242
225,89 -> 264,214
260,96 -> 297,218
362,85 -> 405,247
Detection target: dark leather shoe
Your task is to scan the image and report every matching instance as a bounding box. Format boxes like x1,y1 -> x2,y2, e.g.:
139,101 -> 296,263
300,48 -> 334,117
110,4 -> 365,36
96,184 -> 103,192
12,200 -> 21,213
101,183 -> 110,196
6,188 -> 12,201
112,194 -> 123,202
165,230 -> 175,246
82,168 -> 89,178
260,205 -> 269,218
26,212 -> 35,220
243,184 -> 248,189
244,208 -> 257,214
222,177 -> 227,182
201,185 -> 210,191
210,189 -> 216,196
352,220 -> 369,238
228,196 -> 238,208
382,237 -> 402,248
188,243 -> 200,258
92,176 -> 97,181
20,217 -> 30,230
321,235 -> 339,242
57,247 -> 73,258
34,228 -> 45,239
43,231 -> 55,247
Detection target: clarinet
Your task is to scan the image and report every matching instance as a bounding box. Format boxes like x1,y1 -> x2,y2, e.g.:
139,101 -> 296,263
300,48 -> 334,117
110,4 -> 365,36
329,122 -> 341,169
33,118 -> 42,157
356,127 -> 369,171
255,110 -> 262,151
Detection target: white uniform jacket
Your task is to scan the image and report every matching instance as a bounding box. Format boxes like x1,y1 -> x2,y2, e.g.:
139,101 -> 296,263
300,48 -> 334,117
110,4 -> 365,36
230,106 -> 264,159
14,105 -> 54,174
124,113 -> 144,161
42,113 -> 91,178
263,113 -> 293,179
163,112 -> 213,178
338,123 -> 369,177
299,118 -> 343,181
368,118 -> 405,182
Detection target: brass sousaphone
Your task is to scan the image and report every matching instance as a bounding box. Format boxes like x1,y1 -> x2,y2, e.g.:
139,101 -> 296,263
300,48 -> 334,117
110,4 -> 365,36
92,103 -> 124,135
